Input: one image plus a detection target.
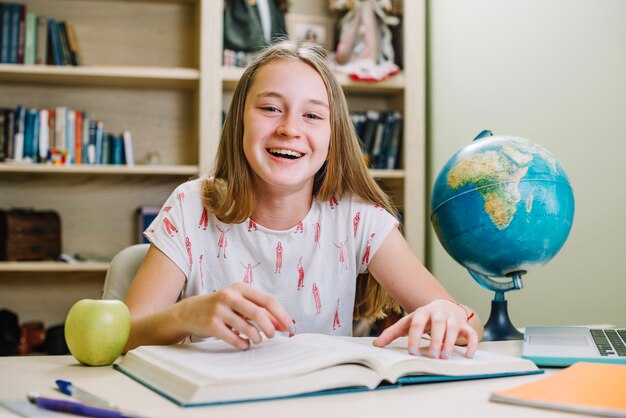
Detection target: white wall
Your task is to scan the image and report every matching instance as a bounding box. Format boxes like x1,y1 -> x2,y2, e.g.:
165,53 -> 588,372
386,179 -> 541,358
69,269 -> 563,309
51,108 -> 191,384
427,0 -> 626,327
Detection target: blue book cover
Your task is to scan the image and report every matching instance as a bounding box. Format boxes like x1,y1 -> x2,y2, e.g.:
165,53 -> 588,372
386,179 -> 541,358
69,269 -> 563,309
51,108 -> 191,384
0,4 -> 11,63
7,3 -> 21,64
94,120 -> 104,164
47,18 -> 62,66
110,135 -> 124,165
23,107 -> 40,160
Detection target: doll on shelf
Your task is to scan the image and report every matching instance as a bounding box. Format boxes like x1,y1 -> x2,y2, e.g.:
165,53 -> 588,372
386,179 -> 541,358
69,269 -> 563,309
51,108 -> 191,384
329,0 -> 401,82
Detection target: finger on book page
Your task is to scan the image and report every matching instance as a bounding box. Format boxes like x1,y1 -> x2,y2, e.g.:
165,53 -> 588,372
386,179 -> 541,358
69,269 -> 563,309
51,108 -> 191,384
372,314 -> 410,347
241,286 -> 294,336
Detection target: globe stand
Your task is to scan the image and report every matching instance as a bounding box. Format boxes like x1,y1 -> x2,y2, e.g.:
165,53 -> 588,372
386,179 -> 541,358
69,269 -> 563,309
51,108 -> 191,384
468,271 -> 524,341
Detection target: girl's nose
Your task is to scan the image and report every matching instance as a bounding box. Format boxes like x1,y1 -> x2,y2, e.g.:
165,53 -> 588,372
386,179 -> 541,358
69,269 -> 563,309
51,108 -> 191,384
276,115 -> 301,138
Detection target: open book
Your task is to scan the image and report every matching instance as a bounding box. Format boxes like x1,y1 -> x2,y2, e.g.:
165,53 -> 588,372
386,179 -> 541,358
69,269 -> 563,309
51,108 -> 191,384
115,333 -> 541,406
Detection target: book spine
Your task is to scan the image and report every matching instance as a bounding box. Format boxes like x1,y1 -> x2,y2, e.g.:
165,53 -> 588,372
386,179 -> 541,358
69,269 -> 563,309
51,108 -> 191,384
23,12 -> 36,65
13,105 -> 26,161
23,107 -> 37,160
111,135 -> 124,165
16,3 -> 24,64
65,109 -> 75,164
38,108 -> 49,162
35,15 -> 47,65
54,106 -> 66,155
81,111 -> 90,164
87,120 -> 96,165
122,130 -> 134,166
57,21 -> 70,66
64,21 -> 79,66
94,120 -> 104,164
4,109 -> 15,160
386,113 -> 403,169
0,4 -> 10,63
8,3 -> 20,64
47,19 -> 62,66
74,110 -> 82,164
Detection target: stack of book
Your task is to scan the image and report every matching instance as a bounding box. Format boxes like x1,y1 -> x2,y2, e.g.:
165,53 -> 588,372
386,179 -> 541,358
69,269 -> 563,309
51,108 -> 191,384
0,2 -> 80,65
351,110 -> 403,170
0,105 -> 134,166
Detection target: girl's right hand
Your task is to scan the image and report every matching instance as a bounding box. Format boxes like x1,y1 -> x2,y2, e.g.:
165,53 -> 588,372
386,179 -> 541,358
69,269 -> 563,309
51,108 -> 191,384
175,283 -> 294,350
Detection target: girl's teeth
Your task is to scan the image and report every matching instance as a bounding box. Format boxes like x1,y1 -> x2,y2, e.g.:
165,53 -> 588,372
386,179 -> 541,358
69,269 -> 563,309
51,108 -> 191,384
268,148 -> 303,158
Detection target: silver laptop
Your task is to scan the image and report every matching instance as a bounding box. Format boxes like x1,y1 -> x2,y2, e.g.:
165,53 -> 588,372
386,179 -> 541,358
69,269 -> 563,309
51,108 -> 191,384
522,326 -> 626,367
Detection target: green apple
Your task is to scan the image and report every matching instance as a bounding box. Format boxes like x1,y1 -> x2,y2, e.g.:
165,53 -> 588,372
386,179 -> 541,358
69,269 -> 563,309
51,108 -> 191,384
65,299 -> 131,366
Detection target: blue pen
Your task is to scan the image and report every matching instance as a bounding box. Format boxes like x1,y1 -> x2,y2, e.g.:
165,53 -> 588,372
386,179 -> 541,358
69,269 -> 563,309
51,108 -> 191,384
27,393 -> 144,418
56,379 -> 118,409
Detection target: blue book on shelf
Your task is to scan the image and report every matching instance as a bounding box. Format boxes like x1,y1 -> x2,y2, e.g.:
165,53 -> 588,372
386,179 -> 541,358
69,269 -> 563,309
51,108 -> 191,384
94,120 -> 104,164
7,3 -> 22,64
23,108 -> 39,160
0,3 -> 11,63
110,135 -> 124,165
47,18 -> 63,66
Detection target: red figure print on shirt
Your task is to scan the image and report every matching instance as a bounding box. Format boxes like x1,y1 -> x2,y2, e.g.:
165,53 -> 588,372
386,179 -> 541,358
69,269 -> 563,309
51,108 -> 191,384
248,218 -> 258,232
297,256 -> 305,290
312,283 -> 321,314
288,319 -> 297,337
329,195 -> 338,209
275,242 -> 283,273
163,206 -> 172,212
199,254 -> 205,290
178,191 -> 185,203
333,298 -> 341,330
241,261 -> 260,285
314,222 -> 321,249
353,212 -> 361,238
295,221 -> 304,233
216,225 -> 230,258
198,208 -> 208,230
185,236 -> 192,268
163,217 -> 178,237
333,238 -> 349,271
362,233 -> 376,265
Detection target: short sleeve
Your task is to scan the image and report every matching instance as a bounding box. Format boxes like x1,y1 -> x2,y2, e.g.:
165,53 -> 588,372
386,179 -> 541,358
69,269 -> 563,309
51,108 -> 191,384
351,198 -> 398,274
143,183 -> 191,277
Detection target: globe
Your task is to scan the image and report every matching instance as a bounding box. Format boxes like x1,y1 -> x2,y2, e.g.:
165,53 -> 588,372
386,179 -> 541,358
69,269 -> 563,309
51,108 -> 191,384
431,130 -> 575,340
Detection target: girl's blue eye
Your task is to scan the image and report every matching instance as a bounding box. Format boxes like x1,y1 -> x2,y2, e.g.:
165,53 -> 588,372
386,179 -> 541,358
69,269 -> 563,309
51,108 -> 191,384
261,106 -> 279,112
305,113 -> 322,120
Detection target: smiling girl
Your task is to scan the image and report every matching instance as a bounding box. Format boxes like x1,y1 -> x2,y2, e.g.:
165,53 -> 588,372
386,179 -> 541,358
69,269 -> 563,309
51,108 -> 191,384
123,41 -> 482,359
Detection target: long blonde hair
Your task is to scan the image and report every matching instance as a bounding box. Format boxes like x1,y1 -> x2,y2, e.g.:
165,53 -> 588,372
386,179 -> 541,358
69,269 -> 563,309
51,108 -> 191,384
202,40 -> 400,321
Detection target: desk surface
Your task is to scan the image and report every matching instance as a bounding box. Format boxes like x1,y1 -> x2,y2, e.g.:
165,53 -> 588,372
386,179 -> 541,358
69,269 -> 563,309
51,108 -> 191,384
0,341 -> 584,418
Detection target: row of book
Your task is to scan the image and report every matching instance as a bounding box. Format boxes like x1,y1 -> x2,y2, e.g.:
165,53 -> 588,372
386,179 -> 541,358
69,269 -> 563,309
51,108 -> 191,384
0,106 -> 134,166
0,2 -> 80,65
351,110 -> 403,170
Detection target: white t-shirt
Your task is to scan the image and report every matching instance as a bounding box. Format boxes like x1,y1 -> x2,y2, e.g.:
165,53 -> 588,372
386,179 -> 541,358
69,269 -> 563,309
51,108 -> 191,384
145,179 -> 398,336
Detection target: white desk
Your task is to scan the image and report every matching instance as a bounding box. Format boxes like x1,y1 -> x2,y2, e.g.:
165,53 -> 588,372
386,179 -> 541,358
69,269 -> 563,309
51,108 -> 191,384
0,341 -> 581,418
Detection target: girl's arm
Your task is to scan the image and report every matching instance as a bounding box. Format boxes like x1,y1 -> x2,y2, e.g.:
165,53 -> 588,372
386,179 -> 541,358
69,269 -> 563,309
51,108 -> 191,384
368,228 -> 483,359
123,245 -> 294,352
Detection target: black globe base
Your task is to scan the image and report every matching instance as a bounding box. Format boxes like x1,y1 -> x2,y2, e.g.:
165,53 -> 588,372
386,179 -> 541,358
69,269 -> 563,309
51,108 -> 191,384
482,299 -> 523,341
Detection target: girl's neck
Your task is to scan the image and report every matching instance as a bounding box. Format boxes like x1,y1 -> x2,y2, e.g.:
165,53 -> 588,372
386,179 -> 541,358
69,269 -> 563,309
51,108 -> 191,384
251,186 -> 313,231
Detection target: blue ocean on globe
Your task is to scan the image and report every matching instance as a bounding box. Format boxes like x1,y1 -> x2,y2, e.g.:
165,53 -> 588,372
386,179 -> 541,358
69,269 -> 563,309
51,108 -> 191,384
431,133 -> 575,279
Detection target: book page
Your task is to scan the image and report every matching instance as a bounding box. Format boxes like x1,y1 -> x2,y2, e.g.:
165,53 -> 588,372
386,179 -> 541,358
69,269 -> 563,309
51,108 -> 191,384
126,334 -> 381,383
345,337 -> 538,382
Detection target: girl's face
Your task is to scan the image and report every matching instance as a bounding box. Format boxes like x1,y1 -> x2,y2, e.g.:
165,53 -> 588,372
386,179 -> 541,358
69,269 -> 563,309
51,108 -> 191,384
242,59 -> 331,194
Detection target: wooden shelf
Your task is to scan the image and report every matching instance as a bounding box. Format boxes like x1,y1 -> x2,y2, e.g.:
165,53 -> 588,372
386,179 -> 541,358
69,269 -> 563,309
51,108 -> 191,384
0,65 -> 200,89
370,169 -> 404,179
222,66 -> 405,93
0,163 -> 199,176
0,261 -> 109,273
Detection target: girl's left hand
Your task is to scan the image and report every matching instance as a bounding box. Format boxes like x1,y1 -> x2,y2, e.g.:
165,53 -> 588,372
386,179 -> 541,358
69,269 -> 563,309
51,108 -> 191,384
373,299 -> 479,359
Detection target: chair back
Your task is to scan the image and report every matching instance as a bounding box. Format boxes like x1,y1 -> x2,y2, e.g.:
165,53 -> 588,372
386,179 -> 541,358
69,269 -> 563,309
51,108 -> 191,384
101,244 -> 149,300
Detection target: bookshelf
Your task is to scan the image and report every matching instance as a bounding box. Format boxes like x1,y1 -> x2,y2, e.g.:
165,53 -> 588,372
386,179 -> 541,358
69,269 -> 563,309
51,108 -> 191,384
0,0 -> 425,325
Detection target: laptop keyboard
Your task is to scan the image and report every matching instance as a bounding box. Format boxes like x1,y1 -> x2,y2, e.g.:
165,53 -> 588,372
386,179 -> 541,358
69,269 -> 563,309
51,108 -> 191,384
590,329 -> 626,356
